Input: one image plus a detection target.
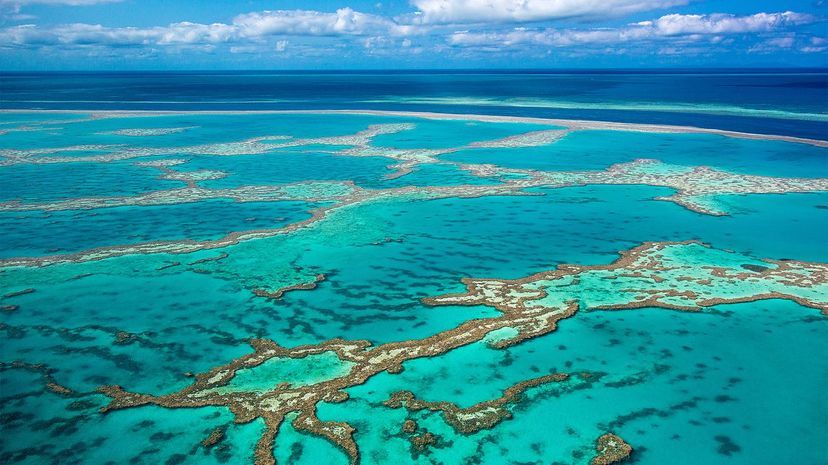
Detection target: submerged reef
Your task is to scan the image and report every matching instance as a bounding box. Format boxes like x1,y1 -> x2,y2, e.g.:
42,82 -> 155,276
554,159 -> 828,216
103,127 -> 194,136
93,242 -> 827,465
1,112 -> 826,271
2,155 -> 826,268
133,158 -> 227,188
3,158 -> 823,216
252,274 -> 326,300
0,360 -> 79,397
0,123 -> 416,166
2,111 -> 827,464
305,109 -> 828,147
384,372 -> 589,434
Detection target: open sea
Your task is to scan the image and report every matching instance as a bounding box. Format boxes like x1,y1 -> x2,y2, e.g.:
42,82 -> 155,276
0,71 -> 826,465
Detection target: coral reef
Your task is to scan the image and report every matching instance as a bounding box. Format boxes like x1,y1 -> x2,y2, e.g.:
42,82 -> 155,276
591,433 -> 633,465
104,127 -> 194,136
93,242 -> 827,464
384,373 -> 577,434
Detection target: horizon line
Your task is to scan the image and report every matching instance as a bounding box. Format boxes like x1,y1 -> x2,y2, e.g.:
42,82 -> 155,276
2,67 -> 828,74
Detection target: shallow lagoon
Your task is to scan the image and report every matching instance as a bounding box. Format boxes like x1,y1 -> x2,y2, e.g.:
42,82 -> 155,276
1,110 -> 826,465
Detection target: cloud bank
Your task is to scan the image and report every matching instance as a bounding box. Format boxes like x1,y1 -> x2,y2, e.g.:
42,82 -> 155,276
450,12 -> 819,48
0,2 -> 824,66
0,8 -> 420,48
409,0 -> 689,23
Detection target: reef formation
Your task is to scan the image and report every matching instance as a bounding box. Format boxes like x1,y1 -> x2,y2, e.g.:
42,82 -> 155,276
2,111 -> 826,464
2,154 -> 826,267
92,241 -> 827,464
2,113 -> 827,269
591,433 -> 633,465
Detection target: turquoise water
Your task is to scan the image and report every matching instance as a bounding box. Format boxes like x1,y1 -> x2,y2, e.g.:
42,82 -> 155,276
1,110 -> 826,465
0,162 -> 184,202
443,130 -> 828,178
0,199 -> 319,257
370,119 -> 554,149
187,151 -> 396,189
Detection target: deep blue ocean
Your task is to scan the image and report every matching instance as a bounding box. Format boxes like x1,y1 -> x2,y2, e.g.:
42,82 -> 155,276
2,70 -> 827,138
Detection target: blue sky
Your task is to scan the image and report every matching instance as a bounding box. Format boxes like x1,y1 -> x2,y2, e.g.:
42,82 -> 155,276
0,0 -> 826,69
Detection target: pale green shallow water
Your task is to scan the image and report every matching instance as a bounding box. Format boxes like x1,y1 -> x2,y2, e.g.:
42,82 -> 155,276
0,111 -> 826,465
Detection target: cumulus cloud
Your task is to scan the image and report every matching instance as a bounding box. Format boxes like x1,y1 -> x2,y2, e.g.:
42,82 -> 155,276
750,35 -> 826,54
409,0 -> 688,24
449,11 -> 819,48
761,36 -> 795,48
0,22 -> 236,47
0,4 -> 821,62
234,8 -> 413,37
802,36 -> 826,53
638,11 -> 815,35
0,8 -> 419,48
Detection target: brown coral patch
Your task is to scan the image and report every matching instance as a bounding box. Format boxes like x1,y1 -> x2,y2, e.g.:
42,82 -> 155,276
1,361 -> 77,396
591,433 -> 633,465
252,274 -> 326,300
402,419 -> 417,434
201,427 -> 226,448
384,373 -> 571,434
410,431 -> 436,451
3,287 -> 35,298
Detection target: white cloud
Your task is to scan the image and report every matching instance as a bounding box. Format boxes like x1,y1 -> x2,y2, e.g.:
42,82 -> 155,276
0,21 -> 236,46
409,0 -> 688,24
0,8 -> 419,48
228,45 -> 259,54
0,4 -> 821,61
748,33 -> 828,54
765,36 -> 794,48
234,8 -> 413,37
747,36 -> 793,53
449,11 -> 818,48
642,11 -> 814,35
791,36 -> 825,53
